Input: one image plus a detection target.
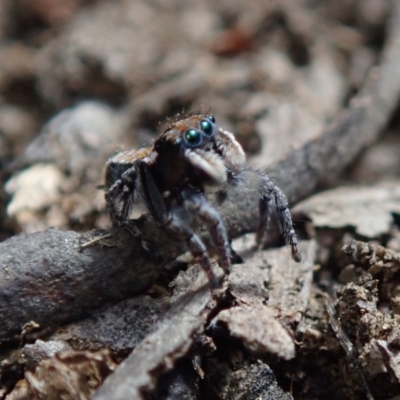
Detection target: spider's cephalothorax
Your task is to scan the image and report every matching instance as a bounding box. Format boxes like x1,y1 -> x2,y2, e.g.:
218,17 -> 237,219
105,114 -> 301,285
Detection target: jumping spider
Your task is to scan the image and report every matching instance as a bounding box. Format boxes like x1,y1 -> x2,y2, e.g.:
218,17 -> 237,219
105,114 -> 301,285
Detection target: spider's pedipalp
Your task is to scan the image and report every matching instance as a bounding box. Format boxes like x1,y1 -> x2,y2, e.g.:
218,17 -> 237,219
185,149 -> 227,185
216,128 -> 246,172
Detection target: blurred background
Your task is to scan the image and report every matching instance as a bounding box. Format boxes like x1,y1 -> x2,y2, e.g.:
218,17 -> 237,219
0,0 -> 395,238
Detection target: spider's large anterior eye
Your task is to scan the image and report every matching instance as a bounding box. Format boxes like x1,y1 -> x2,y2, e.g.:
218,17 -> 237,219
184,129 -> 202,146
200,119 -> 214,136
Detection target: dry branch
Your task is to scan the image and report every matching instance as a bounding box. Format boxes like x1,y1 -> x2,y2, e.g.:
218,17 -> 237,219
0,227 -> 179,338
93,273 -> 219,400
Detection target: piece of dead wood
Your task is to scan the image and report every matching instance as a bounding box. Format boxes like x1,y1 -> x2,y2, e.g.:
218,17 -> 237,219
203,360 -> 294,400
326,301 -> 375,400
93,240 -> 315,399
294,239 -> 400,399
6,348 -> 117,400
93,266 -> 223,400
52,295 -> 170,357
293,181 -> 400,238
334,273 -> 400,399
1,0 -> 400,345
0,227 -> 180,338
213,304 -> 295,360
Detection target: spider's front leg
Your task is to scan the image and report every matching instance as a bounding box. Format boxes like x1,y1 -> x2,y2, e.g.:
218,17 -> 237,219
163,210 -> 219,286
256,174 -> 301,262
105,163 -> 155,251
182,189 -> 231,274
136,164 -> 221,286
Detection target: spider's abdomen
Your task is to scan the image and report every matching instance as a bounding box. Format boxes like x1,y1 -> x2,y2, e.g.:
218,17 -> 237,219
104,147 -> 152,189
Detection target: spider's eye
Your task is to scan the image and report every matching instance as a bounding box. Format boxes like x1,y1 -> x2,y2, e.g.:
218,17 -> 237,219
208,115 -> 216,123
200,119 -> 214,136
184,129 -> 202,146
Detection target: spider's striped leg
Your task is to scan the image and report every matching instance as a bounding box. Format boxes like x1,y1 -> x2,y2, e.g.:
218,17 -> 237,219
183,192 -> 231,275
163,209 -> 219,287
257,174 -> 301,262
105,162 -> 154,252
105,165 -> 140,224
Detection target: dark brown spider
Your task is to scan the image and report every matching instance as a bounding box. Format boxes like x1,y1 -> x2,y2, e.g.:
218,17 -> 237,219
104,114 -> 301,286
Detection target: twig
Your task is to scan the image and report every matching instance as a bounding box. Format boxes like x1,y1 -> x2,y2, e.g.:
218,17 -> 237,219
326,301 -> 375,400
93,272 -> 222,400
0,227 -> 180,338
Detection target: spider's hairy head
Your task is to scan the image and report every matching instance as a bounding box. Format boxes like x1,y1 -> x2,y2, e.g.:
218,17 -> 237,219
104,114 -> 246,195
161,114 -> 216,148
158,114 -> 246,185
